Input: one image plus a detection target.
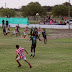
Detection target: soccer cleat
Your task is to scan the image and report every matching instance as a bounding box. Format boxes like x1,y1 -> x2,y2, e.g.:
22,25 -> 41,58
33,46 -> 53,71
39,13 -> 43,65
33,54 -> 35,57
18,65 -> 22,67
30,54 -> 32,57
30,65 -> 32,68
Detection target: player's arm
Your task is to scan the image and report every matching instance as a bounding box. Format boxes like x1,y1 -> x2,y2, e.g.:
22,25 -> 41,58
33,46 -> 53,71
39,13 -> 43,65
24,49 -> 28,54
16,55 -> 18,58
16,51 -> 18,59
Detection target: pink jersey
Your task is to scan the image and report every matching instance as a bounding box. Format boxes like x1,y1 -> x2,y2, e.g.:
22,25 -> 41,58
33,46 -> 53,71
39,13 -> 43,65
14,27 -> 17,32
7,26 -> 10,31
16,47 -> 25,59
38,28 -> 41,32
24,28 -> 28,33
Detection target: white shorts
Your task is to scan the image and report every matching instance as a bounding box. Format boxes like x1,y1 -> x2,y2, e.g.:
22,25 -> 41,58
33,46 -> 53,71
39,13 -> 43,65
16,57 -> 26,61
38,32 -> 40,35
13,31 -> 17,34
6,30 -> 10,33
24,32 -> 26,35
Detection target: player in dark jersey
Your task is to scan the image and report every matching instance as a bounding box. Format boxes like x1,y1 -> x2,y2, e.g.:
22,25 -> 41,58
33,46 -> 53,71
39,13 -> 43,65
42,29 -> 47,44
17,24 -> 20,36
2,24 -> 6,37
34,28 -> 41,41
30,33 -> 37,57
28,28 -> 33,40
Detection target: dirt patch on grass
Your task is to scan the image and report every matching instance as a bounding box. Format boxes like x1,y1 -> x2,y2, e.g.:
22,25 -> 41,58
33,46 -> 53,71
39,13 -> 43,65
47,29 -> 72,40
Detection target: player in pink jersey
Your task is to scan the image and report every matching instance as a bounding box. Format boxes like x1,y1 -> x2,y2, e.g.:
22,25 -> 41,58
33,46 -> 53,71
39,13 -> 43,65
16,45 -> 32,68
6,25 -> 10,36
11,25 -> 18,37
38,26 -> 41,38
21,27 -> 29,38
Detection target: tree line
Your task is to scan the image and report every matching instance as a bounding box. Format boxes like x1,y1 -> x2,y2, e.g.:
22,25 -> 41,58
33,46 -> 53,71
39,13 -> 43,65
0,2 -> 72,17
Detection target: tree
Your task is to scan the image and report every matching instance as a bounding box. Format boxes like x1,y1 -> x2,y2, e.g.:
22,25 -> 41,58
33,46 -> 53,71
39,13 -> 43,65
21,2 -> 47,18
42,6 -> 53,12
0,8 -> 16,17
63,2 -> 71,6
52,5 -> 68,17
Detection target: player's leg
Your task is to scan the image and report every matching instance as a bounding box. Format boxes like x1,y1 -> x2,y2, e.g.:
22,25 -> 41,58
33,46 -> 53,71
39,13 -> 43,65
18,31 -> 20,36
16,33 -> 18,37
24,32 -> 26,38
44,38 -> 46,44
33,44 -> 36,57
16,57 -> 21,67
11,33 -> 14,36
3,29 -> 6,36
30,45 -> 33,57
24,35 -> 26,38
24,57 -> 32,68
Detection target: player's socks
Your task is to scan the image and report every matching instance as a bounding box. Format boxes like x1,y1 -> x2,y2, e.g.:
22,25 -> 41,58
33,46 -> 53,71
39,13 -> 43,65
18,65 -> 22,67
30,65 -> 32,68
33,53 -> 35,57
30,54 -> 32,57
25,60 -> 32,68
16,60 -> 21,67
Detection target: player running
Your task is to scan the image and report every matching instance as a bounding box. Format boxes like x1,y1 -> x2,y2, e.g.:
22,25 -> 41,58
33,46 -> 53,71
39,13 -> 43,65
38,26 -> 41,40
6,25 -> 10,36
42,29 -> 47,44
21,27 -> 29,38
16,45 -> 32,68
11,25 -> 18,37
30,33 -> 37,57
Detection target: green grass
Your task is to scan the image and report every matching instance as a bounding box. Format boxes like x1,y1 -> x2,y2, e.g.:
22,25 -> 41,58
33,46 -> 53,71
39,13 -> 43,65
0,27 -> 72,72
29,20 -> 40,24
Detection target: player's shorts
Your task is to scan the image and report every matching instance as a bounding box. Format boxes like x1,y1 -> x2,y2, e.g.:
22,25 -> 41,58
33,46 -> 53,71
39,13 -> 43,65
16,57 -> 26,61
31,44 -> 36,48
38,32 -> 40,35
24,32 -> 26,35
6,30 -> 10,33
3,29 -> 6,33
13,31 -> 17,34
43,36 -> 46,39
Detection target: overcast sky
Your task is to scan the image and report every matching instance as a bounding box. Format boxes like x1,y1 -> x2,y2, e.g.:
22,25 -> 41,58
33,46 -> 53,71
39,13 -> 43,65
0,0 -> 72,9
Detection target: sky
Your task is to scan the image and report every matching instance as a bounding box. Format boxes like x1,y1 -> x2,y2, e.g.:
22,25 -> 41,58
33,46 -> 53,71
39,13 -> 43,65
0,0 -> 72,9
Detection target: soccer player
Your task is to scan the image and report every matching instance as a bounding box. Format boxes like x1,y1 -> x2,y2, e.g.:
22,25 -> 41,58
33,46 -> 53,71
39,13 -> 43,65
11,25 -> 18,37
30,33 -> 37,57
38,26 -> 41,40
17,24 -> 20,36
34,28 -> 41,41
6,25 -> 10,36
28,27 -> 33,40
21,27 -> 29,38
42,29 -> 47,44
16,45 -> 32,68
2,24 -> 6,37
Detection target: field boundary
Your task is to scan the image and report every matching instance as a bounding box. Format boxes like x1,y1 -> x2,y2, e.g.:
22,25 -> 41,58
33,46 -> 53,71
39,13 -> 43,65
0,24 -> 72,29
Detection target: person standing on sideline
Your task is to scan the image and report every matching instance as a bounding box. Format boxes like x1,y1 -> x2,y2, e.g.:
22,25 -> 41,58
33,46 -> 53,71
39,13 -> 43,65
2,20 -> 5,26
6,20 -> 9,27
2,24 -> 6,37
42,29 -> 47,44
16,45 -> 32,68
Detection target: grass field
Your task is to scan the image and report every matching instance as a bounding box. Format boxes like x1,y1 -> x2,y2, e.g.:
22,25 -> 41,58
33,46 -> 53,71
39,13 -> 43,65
0,27 -> 72,72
